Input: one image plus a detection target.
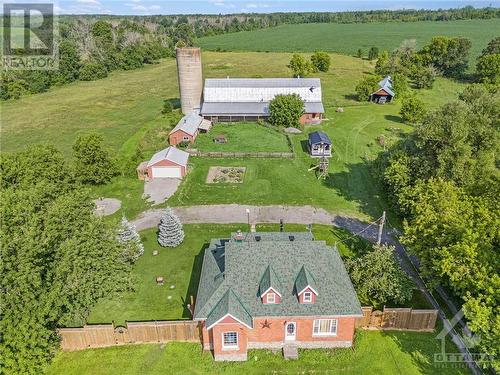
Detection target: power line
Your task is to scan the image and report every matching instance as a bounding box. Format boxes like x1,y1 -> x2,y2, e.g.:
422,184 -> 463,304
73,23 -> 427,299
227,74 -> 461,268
333,214 -> 384,249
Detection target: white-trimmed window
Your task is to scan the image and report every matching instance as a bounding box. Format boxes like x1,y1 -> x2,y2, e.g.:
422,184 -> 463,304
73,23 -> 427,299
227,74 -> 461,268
266,292 -> 276,304
222,332 -> 238,349
313,319 -> 338,336
182,136 -> 190,141
303,292 -> 313,303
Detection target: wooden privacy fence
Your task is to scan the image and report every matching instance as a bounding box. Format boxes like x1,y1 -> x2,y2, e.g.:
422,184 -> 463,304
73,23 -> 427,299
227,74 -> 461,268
186,150 -> 294,158
58,320 -> 201,351
355,307 -> 438,332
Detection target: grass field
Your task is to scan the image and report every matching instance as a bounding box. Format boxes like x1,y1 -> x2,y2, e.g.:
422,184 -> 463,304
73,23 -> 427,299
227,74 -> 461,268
1,51 -> 467,221
47,331 -> 468,375
197,19 -> 500,62
193,122 -> 290,152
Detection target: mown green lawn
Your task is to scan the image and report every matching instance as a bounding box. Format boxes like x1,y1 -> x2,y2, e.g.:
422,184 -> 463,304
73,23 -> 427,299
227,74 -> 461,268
87,223 -> 369,325
47,331 -> 468,375
197,19 -> 500,62
193,122 -> 290,152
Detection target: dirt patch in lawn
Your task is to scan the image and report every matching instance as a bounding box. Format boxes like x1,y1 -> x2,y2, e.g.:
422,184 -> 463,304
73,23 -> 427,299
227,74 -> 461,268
206,167 -> 246,184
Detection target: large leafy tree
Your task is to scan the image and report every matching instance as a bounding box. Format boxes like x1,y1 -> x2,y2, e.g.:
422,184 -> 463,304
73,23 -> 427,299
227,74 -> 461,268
476,37 -> 500,83
347,244 -> 414,306
0,145 -> 132,374
72,133 -> 118,184
268,93 -> 304,127
418,36 -> 471,77
402,179 -> 499,369
374,84 -> 499,370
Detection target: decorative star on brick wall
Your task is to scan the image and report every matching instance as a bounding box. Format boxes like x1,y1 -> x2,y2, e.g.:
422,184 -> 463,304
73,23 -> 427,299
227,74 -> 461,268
261,319 -> 272,329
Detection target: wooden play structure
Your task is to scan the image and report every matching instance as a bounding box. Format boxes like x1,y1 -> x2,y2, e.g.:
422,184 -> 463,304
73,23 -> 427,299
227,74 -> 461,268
308,156 -> 329,179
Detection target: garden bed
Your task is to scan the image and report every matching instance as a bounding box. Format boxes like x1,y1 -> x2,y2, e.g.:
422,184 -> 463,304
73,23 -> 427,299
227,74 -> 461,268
206,166 -> 246,184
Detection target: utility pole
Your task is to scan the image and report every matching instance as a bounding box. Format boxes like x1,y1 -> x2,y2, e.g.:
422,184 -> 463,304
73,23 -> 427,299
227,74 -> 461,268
246,209 -> 251,233
377,211 -> 386,246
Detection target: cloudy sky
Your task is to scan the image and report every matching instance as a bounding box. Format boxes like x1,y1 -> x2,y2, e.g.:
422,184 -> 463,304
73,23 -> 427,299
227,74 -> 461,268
44,0 -> 500,15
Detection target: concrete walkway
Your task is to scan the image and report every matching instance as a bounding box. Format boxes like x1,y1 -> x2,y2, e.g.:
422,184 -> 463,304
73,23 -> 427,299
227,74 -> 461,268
132,204 -> 481,375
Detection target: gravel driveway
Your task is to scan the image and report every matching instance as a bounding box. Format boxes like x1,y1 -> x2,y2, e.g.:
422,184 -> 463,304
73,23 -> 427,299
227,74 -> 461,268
143,178 -> 181,205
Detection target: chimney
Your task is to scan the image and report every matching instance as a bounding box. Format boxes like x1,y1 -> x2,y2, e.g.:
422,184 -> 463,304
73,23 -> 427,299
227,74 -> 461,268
234,229 -> 244,242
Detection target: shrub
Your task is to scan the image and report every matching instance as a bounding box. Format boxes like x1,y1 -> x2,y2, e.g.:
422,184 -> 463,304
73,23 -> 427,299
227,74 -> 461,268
268,93 -> 304,127
400,96 -> 426,124
354,76 -> 379,102
288,54 -> 313,77
79,62 -> 108,81
356,49 -> 363,58
310,51 -> 331,72
162,100 -> 173,114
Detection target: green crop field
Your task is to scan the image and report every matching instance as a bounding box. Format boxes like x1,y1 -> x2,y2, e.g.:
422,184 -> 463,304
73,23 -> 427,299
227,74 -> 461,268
197,19 -> 500,62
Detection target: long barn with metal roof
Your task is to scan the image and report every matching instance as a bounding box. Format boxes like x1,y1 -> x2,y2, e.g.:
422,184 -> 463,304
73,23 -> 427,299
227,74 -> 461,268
201,78 -> 324,124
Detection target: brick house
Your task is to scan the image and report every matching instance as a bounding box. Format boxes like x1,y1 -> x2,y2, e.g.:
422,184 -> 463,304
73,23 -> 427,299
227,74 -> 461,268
193,231 -> 362,361
169,111 -> 212,146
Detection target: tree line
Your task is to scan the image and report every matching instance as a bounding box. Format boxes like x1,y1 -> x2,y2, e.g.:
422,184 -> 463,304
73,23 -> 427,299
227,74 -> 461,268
2,8 -> 499,100
0,134 -> 144,374
373,83 -> 499,371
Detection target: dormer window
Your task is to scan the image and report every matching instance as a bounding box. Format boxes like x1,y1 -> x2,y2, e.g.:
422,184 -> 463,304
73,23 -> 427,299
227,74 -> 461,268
266,293 -> 276,304
303,292 -> 312,303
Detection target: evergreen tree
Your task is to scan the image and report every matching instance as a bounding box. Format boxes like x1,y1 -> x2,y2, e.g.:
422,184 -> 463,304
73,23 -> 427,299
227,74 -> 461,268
158,208 -> 184,247
368,46 -> 379,60
117,216 -> 144,263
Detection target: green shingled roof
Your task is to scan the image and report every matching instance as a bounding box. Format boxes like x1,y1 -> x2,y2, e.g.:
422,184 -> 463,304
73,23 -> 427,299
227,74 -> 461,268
205,288 -> 253,329
193,232 -> 362,323
294,265 -> 318,295
259,265 -> 282,297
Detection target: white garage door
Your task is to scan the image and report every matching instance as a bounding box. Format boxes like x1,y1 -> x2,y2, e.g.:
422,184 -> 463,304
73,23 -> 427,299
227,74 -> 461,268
151,166 -> 181,178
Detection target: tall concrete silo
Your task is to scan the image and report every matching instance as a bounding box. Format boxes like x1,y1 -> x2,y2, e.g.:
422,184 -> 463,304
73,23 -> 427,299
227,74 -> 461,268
176,47 -> 203,115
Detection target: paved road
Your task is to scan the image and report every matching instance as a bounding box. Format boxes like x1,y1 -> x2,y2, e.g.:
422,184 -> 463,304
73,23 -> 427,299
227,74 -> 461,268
132,204 -> 482,375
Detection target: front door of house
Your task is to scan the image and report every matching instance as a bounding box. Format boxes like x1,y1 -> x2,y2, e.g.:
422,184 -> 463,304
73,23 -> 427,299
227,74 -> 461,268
285,322 -> 296,341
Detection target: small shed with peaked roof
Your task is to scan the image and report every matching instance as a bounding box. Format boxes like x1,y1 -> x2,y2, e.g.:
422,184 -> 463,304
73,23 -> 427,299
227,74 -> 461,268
169,111 -> 212,146
146,146 -> 189,179
370,75 -> 395,104
308,131 -> 332,157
